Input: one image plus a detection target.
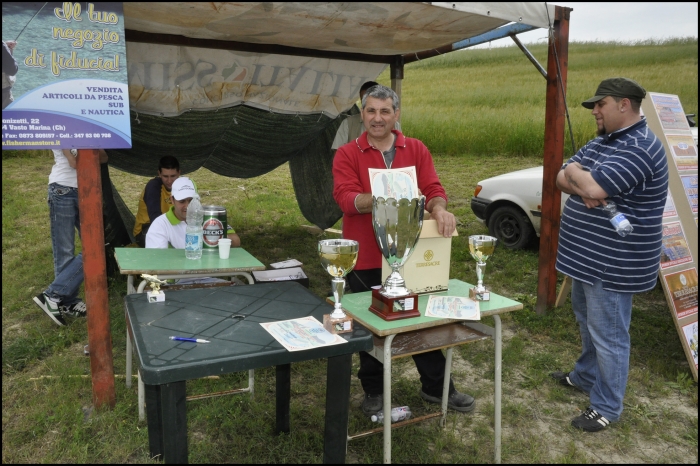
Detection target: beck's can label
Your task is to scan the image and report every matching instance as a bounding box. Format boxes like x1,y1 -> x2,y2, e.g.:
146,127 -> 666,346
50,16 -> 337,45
201,205 -> 227,251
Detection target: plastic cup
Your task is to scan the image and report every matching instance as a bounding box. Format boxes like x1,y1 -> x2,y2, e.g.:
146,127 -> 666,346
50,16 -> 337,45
218,238 -> 232,259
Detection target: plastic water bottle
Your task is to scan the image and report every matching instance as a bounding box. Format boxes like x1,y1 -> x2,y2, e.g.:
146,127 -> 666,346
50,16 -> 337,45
185,195 -> 204,259
603,201 -> 633,237
370,406 -> 412,423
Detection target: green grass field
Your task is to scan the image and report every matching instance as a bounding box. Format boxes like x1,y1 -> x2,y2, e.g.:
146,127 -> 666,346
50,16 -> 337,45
2,38 -> 698,463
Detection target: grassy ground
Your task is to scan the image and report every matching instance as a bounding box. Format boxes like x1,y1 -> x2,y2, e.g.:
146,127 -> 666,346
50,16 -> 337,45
2,39 -> 698,463
3,153 -> 697,463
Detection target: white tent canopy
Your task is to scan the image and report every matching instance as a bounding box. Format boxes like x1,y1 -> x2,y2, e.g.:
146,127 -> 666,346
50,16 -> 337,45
123,2 -> 556,116
124,2 -> 556,54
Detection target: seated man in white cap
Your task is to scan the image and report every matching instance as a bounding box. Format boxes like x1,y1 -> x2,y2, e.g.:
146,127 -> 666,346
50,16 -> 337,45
146,177 -> 241,284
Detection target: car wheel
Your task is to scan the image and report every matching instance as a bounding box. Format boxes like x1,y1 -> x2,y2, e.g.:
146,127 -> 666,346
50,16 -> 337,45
487,206 -> 535,250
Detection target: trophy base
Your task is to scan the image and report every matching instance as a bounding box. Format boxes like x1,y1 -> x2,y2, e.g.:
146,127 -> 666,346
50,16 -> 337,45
369,289 -> 421,321
323,314 -> 353,334
147,290 -> 165,303
469,287 -> 490,301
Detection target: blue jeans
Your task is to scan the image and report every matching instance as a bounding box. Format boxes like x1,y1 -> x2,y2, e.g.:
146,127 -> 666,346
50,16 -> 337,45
569,279 -> 633,421
45,183 -> 83,306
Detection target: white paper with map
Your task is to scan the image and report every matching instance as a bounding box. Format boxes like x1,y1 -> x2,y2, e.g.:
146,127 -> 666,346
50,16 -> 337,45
425,295 -> 480,320
369,167 -> 419,200
261,316 -> 348,352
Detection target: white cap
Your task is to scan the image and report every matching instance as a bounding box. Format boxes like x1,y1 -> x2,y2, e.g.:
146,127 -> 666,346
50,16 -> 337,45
171,177 -> 196,200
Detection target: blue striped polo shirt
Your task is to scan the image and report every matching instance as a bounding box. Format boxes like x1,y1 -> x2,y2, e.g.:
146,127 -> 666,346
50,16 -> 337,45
556,117 -> 669,293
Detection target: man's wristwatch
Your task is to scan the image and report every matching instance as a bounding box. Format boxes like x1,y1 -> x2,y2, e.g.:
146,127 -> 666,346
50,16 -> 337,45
561,162 -> 568,170
70,149 -> 78,157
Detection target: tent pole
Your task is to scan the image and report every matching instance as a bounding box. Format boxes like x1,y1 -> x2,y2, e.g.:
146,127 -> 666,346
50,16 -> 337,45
390,55 -> 404,122
77,149 -> 116,408
536,5 -> 570,315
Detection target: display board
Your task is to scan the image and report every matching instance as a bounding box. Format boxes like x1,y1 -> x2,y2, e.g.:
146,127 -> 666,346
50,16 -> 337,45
642,93 -> 699,381
2,2 -> 131,149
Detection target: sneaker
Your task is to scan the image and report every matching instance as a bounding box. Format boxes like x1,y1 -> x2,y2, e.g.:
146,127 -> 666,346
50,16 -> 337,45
550,371 -> 582,390
61,300 -> 87,318
571,408 -> 610,432
361,393 -> 383,416
33,293 -> 66,326
420,389 -> 475,413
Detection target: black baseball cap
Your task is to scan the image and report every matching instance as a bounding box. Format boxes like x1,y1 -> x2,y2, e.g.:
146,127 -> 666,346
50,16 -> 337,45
581,77 -> 646,109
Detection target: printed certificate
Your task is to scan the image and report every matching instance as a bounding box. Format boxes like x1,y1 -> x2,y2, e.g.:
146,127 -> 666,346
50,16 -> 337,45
369,167 -> 419,200
261,316 -> 347,352
425,295 -> 480,320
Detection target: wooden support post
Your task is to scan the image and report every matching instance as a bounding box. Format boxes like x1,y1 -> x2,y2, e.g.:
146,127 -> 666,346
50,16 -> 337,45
536,6 -> 570,315
77,149 -> 116,408
390,55 -> 404,121
555,275 -> 572,307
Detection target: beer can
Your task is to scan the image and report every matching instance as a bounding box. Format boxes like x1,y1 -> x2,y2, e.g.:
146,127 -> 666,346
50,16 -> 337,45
201,205 -> 227,251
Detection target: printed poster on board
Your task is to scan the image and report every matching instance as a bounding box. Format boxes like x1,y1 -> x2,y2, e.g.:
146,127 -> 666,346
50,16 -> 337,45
663,190 -> 677,218
665,134 -> 698,171
663,268 -> 698,319
660,221 -> 693,269
681,174 -> 698,214
650,94 -> 692,133
682,321 -> 698,369
2,2 -> 130,149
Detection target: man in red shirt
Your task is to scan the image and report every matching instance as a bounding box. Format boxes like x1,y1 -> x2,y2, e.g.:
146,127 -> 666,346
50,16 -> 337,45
333,84 -> 473,416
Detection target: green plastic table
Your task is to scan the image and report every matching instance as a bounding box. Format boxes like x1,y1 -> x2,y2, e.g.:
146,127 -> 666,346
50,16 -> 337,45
113,247 -> 266,294
114,247 -> 266,421
125,281 -> 373,464
335,279 -> 522,464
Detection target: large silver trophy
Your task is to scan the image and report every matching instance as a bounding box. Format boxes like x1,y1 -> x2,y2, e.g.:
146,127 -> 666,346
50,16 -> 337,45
369,196 -> 425,320
468,235 -> 497,301
318,239 -> 359,334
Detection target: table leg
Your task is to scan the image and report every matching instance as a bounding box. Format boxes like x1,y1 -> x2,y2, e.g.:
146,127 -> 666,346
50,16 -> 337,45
234,272 -> 254,284
126,279 -> 134,389
145,382 -> 189,463
440,347 -> 453,427
494,314 -> 502,464
323,353 -> 352,464
139,373 -> 146,422
145,383 -> 163,460
126,319 -> 133,389
383,334 -> 395,464
152,381 -> 188,464
275,364 -> 291,434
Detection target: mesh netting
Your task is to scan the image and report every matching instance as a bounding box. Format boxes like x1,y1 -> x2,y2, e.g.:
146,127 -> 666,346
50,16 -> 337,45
104,104 -> 360,241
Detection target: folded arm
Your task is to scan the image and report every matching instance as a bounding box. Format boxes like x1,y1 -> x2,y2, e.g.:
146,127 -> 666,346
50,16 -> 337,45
557,163 -> 609,208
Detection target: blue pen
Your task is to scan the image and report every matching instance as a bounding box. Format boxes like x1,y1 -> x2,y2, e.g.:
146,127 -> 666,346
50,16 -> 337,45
170,336 -> 210,343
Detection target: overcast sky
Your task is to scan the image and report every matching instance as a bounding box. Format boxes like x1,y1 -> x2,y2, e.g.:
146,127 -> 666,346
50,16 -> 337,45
481,2 -> 698,47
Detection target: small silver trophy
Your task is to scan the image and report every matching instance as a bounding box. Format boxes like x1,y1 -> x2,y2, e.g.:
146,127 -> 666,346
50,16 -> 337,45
369,196 -> 425,320
468,235 -> 497,301
318,239 -> 359,334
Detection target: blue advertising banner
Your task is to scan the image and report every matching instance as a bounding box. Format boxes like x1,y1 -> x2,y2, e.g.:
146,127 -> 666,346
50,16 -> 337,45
2,2 -> 131,149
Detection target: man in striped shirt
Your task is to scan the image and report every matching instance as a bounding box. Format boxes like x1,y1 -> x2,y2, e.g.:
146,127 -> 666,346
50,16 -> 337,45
552,77 -> 668,432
